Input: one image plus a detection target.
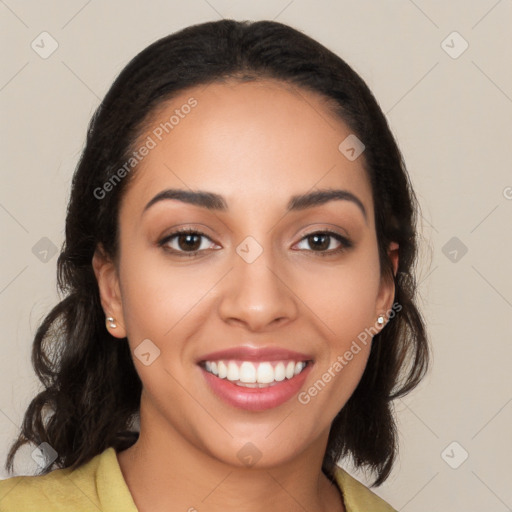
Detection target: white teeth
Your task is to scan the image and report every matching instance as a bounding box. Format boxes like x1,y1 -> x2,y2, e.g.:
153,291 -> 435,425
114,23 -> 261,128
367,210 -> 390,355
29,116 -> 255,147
239,362 -> 256,383
203,359 -> 309,384
294,362 -> 306,375
217,361 -> 227,379
235,381 -> 279,388
274,362 -> 285,382
257,362 -> 275,384
227,361 -> 239,381
285,361 -> 295,379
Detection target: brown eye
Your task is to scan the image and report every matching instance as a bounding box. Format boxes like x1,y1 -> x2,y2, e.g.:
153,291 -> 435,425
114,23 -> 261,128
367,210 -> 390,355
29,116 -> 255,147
294,231 -> 353,256
306,233 -> 331,251
158,229 -> 218,257
176,233 -> 202,251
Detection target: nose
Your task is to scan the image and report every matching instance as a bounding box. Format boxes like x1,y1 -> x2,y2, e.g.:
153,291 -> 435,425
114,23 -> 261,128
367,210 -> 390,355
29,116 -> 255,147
217,245 -> 299,332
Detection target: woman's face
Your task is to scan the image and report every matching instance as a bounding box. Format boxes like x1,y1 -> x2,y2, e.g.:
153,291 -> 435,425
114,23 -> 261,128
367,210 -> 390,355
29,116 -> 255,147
94,79 -> 397,468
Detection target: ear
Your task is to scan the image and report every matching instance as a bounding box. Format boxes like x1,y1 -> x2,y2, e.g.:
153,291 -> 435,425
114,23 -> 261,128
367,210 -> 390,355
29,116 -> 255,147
92,244 -> 127,338
375,241 -> 399,329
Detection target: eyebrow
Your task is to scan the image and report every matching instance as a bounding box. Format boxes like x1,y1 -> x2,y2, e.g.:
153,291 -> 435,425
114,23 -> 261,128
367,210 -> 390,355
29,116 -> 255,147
142,188 -> 367,221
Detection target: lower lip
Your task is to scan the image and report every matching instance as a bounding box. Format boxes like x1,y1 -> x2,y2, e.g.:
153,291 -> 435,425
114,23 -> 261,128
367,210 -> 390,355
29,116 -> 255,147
200,364 -> 312,411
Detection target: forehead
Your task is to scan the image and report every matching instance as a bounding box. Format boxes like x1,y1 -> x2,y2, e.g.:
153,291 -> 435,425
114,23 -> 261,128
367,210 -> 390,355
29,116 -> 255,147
121,79 -> 374,221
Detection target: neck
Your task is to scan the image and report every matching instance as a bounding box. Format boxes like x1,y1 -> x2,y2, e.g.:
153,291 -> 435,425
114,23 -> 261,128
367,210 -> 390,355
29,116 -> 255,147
116,399 -> 344,512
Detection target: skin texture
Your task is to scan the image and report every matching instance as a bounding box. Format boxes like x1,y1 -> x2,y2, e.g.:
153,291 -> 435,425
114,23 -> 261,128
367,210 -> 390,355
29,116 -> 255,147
92,79 -> 399,512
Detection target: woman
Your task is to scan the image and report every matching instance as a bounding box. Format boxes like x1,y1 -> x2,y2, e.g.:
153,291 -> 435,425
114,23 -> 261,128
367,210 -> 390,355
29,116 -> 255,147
0,19 -> 429,511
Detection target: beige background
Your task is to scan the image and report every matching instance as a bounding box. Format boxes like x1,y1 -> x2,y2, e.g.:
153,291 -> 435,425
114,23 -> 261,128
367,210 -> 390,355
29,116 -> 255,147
1,1 -> 511,510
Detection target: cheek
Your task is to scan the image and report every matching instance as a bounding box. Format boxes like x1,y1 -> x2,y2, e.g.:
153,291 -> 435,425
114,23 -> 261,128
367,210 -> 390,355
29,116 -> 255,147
118,247 -> 217,348
301,248 -> 382,343
296,249 -> 380,411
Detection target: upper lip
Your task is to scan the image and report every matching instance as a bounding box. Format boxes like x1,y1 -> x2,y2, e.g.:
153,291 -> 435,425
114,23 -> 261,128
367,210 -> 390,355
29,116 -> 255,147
197,346 -> 314,363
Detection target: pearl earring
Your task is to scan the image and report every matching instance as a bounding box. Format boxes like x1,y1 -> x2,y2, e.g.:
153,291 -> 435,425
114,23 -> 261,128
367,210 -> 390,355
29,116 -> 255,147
377,316 -> 385,326
106,316 -> 117,329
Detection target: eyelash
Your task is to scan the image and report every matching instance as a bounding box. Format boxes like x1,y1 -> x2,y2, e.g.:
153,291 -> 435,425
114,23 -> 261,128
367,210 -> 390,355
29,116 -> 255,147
158,227 -> 353,258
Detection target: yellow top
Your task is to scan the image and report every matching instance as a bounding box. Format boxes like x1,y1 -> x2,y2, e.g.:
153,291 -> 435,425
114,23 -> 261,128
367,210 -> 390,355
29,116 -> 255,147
0,447 -> 397,511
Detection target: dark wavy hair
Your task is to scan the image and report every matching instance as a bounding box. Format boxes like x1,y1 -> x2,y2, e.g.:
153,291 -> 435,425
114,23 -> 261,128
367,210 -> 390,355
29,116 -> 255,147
5,19 -> 429,486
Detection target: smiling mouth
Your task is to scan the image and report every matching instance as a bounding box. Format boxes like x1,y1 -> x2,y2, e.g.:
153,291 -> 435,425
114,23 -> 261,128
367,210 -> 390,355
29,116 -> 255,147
199,359 -> 312,387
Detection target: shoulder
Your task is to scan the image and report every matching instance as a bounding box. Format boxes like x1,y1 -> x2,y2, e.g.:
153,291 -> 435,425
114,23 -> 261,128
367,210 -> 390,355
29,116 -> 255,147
333,466 -> 397,512
0,463 -> 98,512
0,447 -> 137,512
